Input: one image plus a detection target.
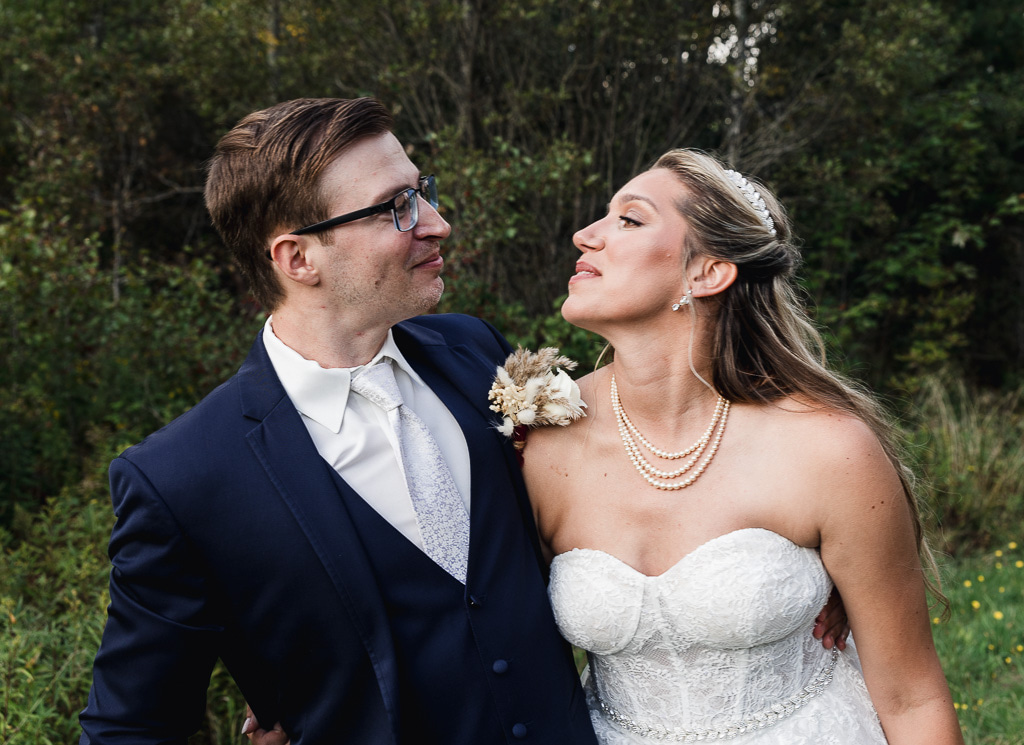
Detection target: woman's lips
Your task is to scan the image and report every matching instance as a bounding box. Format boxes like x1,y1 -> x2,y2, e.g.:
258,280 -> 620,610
570,261 -> 600,282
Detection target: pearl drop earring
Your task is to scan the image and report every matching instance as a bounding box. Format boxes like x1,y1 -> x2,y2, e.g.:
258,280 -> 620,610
672,290 -> 692,312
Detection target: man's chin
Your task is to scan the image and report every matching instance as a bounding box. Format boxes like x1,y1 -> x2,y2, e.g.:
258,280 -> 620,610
410,279 -> 445,317
426,293 -> 444,315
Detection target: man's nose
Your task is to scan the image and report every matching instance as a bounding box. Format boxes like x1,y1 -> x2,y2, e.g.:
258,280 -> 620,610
415,199 -> 451,239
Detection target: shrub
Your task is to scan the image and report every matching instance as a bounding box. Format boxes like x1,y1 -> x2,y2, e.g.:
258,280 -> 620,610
0,204 -> 258,524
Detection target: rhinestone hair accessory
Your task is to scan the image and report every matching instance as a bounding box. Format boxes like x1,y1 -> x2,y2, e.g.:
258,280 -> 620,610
724,169 -> 776,237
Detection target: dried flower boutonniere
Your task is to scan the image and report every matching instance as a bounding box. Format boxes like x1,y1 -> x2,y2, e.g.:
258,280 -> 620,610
488,347 -> 587,449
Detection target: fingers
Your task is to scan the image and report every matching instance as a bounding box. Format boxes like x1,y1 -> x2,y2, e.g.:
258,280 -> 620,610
250,727 -> 290,745
813,588 -> 850,651
241,704 -> 291,745
242,705 -> 256,737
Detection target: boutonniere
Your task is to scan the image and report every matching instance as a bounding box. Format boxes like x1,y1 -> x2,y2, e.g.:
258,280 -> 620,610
488,347 -> 587,447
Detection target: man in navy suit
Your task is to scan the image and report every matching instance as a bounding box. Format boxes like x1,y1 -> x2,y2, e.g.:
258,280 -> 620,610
79,97 -> 598,744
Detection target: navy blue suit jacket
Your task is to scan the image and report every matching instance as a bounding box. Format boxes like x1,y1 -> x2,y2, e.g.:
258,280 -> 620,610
80,314 -> 596,744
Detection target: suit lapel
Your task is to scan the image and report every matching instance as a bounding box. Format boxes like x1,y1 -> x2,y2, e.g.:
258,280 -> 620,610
235,336 -> 400,734
392,322 -> 500,429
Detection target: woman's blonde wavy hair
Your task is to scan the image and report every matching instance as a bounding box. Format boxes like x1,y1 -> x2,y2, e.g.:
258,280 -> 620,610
652,148 -> 946,609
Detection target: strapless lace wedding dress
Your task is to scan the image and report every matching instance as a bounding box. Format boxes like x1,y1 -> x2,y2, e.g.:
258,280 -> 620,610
549,528 -> 888,743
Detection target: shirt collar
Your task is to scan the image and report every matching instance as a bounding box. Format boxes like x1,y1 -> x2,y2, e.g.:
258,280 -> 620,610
262,316 -> 424,433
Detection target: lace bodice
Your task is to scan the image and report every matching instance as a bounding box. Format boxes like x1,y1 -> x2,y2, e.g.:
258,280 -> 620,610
549,528 -> 888,743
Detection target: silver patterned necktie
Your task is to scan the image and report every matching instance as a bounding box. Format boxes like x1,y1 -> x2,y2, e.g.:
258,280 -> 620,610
350,361 -> 470,583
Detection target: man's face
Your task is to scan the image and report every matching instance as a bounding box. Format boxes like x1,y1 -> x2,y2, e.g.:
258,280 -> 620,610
302,132 -> 451,329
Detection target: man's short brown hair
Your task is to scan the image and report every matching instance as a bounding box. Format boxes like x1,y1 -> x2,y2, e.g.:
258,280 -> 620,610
205,97 -> 394,311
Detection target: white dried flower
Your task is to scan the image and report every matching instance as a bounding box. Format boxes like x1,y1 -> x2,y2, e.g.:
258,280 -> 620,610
516,407 -> 538,425
548,369 -> 585,409
487,347 -> 587,449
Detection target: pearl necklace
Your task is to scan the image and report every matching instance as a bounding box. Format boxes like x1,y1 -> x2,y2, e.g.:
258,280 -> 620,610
610,374 -> 729,490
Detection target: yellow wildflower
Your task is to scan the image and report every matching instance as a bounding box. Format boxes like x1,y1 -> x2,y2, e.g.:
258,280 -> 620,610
972,600 -> 981,609
993,611 -> 1004,620
963,580 -> 972,587
1010,542 -> 1018,550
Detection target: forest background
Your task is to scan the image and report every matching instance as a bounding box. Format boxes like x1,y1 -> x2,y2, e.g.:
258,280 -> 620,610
1,0 -> 1022,742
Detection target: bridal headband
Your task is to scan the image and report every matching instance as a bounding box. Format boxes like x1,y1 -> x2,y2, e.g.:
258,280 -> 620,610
724,169 -> 776,237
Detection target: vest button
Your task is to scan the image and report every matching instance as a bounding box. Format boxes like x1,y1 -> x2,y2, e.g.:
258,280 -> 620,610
512,723 -> 528,739
492,659 -> 509,674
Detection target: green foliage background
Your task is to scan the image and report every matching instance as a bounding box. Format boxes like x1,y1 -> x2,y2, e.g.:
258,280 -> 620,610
1,0 -> 1022,741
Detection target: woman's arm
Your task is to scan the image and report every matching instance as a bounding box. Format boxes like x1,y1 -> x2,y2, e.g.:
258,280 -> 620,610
521,423 -> 564,567
814,416 -> 962,745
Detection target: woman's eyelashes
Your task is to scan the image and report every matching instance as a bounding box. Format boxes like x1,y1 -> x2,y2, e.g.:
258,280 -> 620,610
618,215 -> 642,228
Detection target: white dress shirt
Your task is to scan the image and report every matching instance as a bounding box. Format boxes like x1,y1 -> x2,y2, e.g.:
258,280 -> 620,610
262,317 -> 472,552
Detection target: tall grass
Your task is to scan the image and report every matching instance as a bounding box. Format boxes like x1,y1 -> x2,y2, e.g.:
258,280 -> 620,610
934,545 -> 1024,745
1,495 -> 109,745
908,377 -> 1024,556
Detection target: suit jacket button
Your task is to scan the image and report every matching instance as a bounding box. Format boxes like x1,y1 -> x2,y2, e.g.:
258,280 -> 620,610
468,595 -> 482,607
512,723 -> 528,738
492,659 -> 509,674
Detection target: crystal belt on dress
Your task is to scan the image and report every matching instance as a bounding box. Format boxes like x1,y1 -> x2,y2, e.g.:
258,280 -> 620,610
594,648 -> 841,742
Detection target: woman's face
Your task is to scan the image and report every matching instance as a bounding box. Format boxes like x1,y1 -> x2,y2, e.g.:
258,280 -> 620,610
562,168 -> 691,333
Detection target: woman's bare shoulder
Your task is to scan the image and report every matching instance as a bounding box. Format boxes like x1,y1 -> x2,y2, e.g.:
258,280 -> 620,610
521,370 -> 603,472
752,397 -> 902,512
753,396 -> 881,451
737,396 -> 891,481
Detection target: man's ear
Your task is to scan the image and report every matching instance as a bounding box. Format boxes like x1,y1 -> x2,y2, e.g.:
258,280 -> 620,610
268,233 -> 320,287
688,257 -> 738,299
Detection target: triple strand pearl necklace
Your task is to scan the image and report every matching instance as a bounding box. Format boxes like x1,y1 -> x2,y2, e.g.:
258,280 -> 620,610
610,374 -> 730,491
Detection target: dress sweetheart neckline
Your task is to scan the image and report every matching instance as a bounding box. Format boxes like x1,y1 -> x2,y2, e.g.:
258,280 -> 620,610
551,527 -> 818,579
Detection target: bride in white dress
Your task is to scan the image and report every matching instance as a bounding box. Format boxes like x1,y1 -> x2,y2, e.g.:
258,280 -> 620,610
523,150 -> 963,744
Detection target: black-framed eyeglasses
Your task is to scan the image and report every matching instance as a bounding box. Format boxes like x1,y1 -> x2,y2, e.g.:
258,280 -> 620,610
291,175 -> 438,235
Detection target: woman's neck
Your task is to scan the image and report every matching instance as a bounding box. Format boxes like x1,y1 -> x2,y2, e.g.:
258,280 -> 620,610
599,322 -> 722,441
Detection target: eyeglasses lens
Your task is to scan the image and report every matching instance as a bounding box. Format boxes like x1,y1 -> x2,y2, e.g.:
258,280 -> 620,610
393,190 -> 416,231
422,176 -> 438,209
